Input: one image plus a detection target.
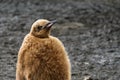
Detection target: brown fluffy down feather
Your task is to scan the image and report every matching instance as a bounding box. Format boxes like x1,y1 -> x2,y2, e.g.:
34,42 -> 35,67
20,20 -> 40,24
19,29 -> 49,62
16,19 -> 71,80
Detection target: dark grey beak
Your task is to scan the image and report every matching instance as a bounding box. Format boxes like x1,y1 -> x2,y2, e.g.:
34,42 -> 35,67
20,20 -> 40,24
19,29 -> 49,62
44,20 -> 57,30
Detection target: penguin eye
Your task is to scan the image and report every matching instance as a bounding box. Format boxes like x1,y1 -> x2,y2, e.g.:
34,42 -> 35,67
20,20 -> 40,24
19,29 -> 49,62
38,26 -> 43,30
35,26 -> 43,32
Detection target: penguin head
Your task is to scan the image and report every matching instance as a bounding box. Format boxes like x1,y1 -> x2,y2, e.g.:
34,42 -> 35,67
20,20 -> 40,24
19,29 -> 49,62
30,19 -> 56,38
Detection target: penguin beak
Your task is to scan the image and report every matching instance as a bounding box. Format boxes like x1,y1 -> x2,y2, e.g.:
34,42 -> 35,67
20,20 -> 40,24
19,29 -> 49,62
44,20 -> 57,30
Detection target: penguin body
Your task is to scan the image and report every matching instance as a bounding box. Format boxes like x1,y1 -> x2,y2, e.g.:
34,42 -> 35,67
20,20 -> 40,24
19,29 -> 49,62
16,19 -> 71,80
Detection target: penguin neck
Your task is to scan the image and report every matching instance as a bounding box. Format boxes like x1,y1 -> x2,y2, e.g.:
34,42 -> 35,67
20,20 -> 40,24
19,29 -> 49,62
30,32 -> 50,39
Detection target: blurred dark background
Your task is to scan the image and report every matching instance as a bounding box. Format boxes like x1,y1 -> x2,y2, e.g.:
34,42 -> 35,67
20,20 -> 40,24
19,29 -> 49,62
0,0 -> 120,80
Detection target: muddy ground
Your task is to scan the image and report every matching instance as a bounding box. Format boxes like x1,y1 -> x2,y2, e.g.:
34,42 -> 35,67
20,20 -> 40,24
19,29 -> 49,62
0,0 -> 120,80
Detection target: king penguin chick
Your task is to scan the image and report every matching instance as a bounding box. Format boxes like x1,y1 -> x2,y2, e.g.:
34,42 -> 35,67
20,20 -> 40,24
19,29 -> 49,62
16,19 -> 71,80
